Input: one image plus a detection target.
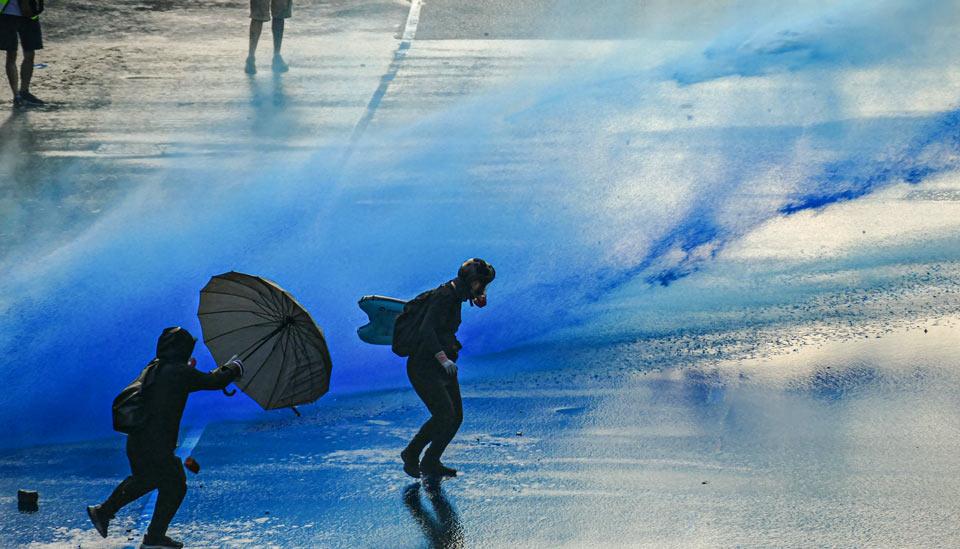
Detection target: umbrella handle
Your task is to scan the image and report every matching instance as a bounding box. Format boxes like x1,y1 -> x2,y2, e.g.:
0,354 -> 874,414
223,387 -> 237,397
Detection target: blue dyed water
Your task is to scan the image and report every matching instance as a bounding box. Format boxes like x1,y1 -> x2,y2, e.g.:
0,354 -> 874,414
2,0 -> 959,448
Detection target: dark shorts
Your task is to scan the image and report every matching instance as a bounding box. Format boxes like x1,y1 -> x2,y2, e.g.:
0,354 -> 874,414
250,0 -> 292,22
0,15 -> 42,52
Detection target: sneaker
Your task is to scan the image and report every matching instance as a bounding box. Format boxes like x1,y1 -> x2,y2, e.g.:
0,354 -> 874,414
272,55 -> 289,73
420,459 -> 457,478
19,91 -> 44,106
401,448 -> 421,479
244,57 -> 256,75
86,505 -> 110,538
140,534 -> 184,549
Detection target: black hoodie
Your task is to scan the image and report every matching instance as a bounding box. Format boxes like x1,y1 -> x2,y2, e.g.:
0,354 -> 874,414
416,280 -> 472,361
131,327 -> 237,452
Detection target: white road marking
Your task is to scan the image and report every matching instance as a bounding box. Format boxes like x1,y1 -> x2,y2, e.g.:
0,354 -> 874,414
342,0 -> 424,163
402,0 -> 424,41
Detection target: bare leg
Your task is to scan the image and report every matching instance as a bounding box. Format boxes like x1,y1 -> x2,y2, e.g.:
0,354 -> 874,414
248,20 -> 263,58
5,49 -> 18,99
271,18 -> 284,55
246,20 -> 263,73
20,50 -> 34,94
271,18 -> 288,72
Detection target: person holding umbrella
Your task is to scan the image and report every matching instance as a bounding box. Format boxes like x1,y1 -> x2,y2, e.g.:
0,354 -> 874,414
86,327 -> 243,549
399,258 -> 495,479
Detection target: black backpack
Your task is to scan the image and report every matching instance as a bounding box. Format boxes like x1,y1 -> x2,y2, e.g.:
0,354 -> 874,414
391,289 -> 435,357
18,0 -> 43,17
111,359 -> 159,434
19,0 -> 44,18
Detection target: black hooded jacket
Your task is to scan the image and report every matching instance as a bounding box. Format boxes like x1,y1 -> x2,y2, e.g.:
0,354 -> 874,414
416,279 -> 472,361
132,327 -> 237,452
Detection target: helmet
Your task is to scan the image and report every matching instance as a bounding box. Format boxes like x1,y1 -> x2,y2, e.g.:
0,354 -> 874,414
457,258 -> 496,285
457,258 -> 495,307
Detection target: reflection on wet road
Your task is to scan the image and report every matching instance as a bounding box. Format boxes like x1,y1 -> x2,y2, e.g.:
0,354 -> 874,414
404,482 -> 464,549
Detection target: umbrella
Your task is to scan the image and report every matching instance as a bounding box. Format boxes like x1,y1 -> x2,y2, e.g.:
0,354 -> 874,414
198,271 -> 332,411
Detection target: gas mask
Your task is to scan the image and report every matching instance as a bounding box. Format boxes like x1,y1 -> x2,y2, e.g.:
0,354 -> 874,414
469,284 -> 488,308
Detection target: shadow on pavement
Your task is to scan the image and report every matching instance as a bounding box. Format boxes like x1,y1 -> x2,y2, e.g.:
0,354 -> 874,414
0,108 -> 37,177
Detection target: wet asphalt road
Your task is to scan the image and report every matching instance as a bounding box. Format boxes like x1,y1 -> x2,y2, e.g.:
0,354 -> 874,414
4,1 -> 960,547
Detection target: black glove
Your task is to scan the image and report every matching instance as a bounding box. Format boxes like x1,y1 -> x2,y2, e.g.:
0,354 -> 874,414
223,356 -> 245,380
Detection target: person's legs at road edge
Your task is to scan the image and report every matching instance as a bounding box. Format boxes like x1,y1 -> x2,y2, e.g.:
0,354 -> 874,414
247,19 -> 263,74
4,48 -> 18,105
1,15 -> 21,105
270,0 -> 290,72
246,0 -> 271,74
271,17 -> 287,72
19,49 -> 33,95
271,17 -> 284,54
15,16 -> 43,105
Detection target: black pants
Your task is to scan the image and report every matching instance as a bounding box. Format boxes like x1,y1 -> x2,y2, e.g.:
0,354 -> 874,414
101,437 -> 186,538
406,355 -> 463,464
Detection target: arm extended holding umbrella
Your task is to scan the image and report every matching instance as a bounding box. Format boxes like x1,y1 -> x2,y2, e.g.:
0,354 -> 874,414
219,356 -> 245,396
185,356 -> 244,393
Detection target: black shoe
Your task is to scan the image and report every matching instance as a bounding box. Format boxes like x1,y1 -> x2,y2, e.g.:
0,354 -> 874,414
420,459 -> 457,478
12,94 -> 23,107
140,534 -> 184,549
19,91 -> 44,106
244,56 -> 256,75
86,504 -> 109,538
401,448 -> 421,478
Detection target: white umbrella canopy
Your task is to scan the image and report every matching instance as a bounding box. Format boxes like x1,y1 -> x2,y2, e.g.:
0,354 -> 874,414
198,271 -> 332,410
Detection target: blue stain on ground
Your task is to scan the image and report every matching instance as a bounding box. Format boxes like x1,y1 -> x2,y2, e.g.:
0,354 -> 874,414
620,109 -> 960,288
781,109 -> 960,215
537,108 -> 957,296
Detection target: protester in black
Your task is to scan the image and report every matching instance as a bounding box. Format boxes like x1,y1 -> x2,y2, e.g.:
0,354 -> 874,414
87,327 -> 242,549
401,259 -> 495,479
